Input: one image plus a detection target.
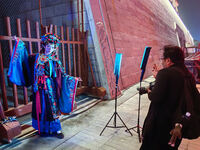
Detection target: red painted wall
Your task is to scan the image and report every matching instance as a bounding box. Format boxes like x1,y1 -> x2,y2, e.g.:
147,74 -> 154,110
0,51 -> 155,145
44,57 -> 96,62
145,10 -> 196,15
89,0 -> 193,98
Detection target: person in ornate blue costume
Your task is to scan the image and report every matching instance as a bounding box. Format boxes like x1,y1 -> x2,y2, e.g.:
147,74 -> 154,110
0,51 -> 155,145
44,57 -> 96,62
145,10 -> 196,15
8,33 -> 79,139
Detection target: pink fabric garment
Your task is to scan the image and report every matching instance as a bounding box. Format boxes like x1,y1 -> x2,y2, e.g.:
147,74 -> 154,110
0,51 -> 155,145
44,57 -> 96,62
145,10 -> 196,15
71,78 -> 78,112
36,90 -> 41,133
56,69 -> 62,99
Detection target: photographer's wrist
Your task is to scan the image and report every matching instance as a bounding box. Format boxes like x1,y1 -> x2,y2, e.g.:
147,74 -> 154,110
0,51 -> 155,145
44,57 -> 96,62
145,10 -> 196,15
175,123 -> 182,129
147,88 -> 151,93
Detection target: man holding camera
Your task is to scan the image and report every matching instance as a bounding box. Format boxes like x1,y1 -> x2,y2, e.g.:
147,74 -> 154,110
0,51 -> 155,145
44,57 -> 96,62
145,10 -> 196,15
140,45 -> 196,150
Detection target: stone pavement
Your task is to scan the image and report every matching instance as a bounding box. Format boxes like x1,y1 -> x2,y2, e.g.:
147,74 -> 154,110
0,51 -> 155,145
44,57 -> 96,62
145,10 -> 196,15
1,77 -> 200,150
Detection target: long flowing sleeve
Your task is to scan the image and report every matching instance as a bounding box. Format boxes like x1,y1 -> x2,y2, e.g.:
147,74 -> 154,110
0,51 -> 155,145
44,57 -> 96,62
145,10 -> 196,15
59,74 -> 79,114
8,39 -> 31,86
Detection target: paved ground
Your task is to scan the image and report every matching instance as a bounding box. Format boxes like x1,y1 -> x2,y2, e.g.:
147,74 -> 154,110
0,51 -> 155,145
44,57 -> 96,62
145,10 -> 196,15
1,77 -> 200,150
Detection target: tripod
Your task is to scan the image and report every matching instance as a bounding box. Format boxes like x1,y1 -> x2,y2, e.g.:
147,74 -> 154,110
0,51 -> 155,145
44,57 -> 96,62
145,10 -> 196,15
126,46 -> 151,142
100,76 -> 133,136
125,81 -> 142,142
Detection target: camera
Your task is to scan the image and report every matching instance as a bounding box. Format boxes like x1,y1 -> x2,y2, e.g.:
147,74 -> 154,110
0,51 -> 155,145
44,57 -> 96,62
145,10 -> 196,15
137,81 -> 155,95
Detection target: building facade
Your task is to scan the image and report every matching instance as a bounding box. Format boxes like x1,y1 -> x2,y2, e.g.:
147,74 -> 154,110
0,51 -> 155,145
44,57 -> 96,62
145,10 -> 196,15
0,0 -> 194,100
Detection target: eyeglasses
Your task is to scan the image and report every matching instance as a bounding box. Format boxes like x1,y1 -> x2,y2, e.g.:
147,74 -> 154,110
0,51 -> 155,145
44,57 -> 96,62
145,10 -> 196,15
159,57 -> 165,61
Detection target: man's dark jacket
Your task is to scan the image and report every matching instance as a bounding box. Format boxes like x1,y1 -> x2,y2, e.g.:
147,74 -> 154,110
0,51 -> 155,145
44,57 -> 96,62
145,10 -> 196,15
140,64 -> 200,150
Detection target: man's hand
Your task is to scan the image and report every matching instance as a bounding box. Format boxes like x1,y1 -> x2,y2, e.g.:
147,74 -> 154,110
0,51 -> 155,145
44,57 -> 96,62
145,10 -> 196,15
137,87 -> 148,95
152,64 -> 159,78
168,124 -> 182,147
147,88 -> 151,94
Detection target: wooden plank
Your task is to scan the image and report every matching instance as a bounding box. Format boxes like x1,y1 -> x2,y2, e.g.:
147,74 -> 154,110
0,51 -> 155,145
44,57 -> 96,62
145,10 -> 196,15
81,33 -> 88,86
60,40 -> 84,44
76,86 -> 88,96
54,25 -> 57,35
81,0 -> 84,33
26,20 -> 32,54
77,29 -> 82,87
17,18 -> 28,105
16,125 -> 35,139
54,25 -> 58,57
45,26 -> 48,33
77,0 -> 80,34
82,32 -> 88,86
16,19 -> 22,37
86,87 -> 106,99
4,102 -> 32,117
72,28 -> 77,76
60,26 -> 66,71
49,24 -> 53,33
36,22 -> 40,52
0,35 -> 83,44
0,35 -> 40,42
39,0 -> 43,27
66,27 -> 71,75
0,43 -> 8,110
5,17 -> 19,108
70,0 -> 74,27
84,31 -> 97,87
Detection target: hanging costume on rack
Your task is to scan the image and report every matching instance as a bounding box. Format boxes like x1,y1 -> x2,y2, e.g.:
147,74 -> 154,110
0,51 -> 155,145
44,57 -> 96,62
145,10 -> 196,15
8,33 -> 79,139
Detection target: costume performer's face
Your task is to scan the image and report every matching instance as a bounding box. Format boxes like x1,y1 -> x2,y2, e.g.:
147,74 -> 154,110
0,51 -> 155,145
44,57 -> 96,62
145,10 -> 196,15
40,33 -> 60,56
45,43 -> 57,55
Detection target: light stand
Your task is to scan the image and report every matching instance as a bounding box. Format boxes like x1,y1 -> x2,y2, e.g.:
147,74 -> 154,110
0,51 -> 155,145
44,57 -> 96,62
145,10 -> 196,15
100,53 -> 132,136
125,77 -> 143,142
125,47 -> 151,142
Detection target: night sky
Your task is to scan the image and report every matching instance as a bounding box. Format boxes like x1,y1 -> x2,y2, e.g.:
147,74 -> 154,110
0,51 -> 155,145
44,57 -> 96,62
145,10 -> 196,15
178,0 -> 200,41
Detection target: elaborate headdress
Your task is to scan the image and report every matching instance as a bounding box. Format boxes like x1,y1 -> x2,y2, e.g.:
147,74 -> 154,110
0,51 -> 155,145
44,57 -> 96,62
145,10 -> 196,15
40,33 -> 60,55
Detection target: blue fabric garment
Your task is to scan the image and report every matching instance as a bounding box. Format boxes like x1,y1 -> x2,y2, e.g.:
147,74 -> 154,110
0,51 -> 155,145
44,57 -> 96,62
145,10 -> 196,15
8,40 -> 31,86
32,88 -> 62,133
46,77 -> 58,118
32,118 -> 61,133
41,90 -> 45,123
59,75 -> 78,114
